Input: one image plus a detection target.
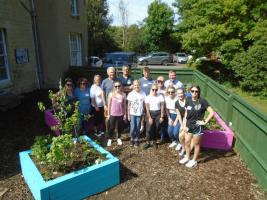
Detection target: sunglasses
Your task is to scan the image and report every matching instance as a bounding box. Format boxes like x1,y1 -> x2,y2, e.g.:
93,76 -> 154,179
152,89 -> 158,91
66,83 -> 73,86
80,82 -> 87,85
168,91 -> 175,94
114,85 -> 121,88
191,90 -> 199,93
157,80 -> 164,83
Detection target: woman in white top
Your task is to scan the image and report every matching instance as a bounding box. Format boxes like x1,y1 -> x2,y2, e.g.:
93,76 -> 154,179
127,80 -> 146,147
90,75 -> 105,137
165,86 -> 182,149
144,83 -> 165,149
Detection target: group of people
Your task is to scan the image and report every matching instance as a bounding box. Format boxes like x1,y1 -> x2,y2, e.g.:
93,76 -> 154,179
58,66 -> 214,168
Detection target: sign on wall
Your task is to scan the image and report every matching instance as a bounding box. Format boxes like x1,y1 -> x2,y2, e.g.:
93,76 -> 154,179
15,48 -> 29,64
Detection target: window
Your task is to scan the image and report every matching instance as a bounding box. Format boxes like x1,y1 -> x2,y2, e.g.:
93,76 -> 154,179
70,0 -> 79,16
69,33 -> 82,66
0,29 -> 10,82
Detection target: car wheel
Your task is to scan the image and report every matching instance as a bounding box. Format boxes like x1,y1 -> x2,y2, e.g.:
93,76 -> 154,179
142,60 -> 148,66
162,60 -> 168,66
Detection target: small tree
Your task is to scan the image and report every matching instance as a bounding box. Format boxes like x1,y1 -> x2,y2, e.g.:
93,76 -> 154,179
38,80 -> 80,136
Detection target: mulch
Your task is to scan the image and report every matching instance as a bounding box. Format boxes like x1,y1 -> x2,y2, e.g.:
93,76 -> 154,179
0,90 -> 266,200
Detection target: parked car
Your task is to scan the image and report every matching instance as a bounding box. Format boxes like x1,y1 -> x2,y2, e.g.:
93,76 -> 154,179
102,52 -> 137,68
173,52 -> 192,64
89,56 -> 103,67
138,52 -> 171,66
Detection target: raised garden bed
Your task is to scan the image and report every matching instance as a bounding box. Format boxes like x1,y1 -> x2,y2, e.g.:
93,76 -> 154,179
201,112 -> 234,150
19,135 -> 120,200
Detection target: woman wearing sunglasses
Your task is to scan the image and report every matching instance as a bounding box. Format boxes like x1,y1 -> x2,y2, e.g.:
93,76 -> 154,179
144,83 -> 165,149
179,85 -> 214,168
106,81 -> 126,147
127,80 -> 146,147
52,78 -> 76,115
165,86 -> 181,149
74,77 -> 91,134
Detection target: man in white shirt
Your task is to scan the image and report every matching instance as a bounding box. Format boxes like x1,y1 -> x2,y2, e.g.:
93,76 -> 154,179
164,70 -> 184,89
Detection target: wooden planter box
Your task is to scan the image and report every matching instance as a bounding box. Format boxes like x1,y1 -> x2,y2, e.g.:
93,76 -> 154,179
201,112 -> 234,150
19,136 -> 120,200
44,109 -> 94,136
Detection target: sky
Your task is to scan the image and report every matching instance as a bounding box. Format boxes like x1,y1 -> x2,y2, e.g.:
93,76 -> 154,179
108,0 -> 176,26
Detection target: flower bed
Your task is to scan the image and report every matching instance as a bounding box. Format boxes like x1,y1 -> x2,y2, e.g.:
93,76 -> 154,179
201,112 -> 234,150
19,135 -> 120,200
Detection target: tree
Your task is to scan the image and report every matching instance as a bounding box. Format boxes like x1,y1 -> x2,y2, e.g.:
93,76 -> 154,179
118,0 -> 128,50
173,0 -> 267,95
127,24 -> 148,54
86,0 -> 117,56
145,0 -> 174,51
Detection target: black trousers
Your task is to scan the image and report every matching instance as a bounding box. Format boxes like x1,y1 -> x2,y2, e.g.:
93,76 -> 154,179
146,110 -> 162,142
108,115 -> 124,139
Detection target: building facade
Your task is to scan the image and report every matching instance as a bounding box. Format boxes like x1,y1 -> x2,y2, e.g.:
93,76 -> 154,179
0,0 -> 88,94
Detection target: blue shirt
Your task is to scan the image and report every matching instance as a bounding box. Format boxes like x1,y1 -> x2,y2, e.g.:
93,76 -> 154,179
119,75 -> 134,94
74,87 -> 91,114
119,75 -> 133,87
101,77 -> 119,103
139,77 -> 154,96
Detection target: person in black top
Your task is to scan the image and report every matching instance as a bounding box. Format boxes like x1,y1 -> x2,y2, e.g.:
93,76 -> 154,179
119,65 -> 134,132
179,85 -> 214,168
175,88 -> 187,155
119,65 -> 134,95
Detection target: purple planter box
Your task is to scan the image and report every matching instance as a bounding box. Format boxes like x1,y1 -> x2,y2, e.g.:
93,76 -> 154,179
44,110 -> 94,136
201,112 -> 234,150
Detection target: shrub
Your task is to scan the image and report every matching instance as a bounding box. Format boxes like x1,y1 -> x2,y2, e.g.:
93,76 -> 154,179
231,45 -> 267,96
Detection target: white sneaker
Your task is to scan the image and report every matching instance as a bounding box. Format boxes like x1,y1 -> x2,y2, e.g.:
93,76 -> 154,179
117,138 -> 123,146
169,141 -> 177,148
140,125 -> 144,133
179,157 -> 189,164
179,148 -> 185,156
175,143 -> 182,151
107,139 -> 112,147
185,160 -> 197,168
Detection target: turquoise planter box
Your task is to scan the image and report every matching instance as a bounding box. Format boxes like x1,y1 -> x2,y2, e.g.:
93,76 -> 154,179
19,136 -> 120,200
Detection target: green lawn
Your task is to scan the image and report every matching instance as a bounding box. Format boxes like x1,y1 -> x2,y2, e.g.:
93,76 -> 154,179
225,86 -> 267,115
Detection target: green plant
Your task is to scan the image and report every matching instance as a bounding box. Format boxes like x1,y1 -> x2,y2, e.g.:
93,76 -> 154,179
204,113 -> 224,131
37,80 -> 81,136
32,80 -> 105,181
31,134 -> 106,181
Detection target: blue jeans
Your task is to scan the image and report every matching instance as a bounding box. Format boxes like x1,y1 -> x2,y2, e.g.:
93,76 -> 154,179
130,115 -> 142,141
167,113 -> 180,142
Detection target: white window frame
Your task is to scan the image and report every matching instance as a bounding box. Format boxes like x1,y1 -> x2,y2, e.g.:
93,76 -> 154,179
69,33 -> 82,66
70,0 -> 79,16
0,29 -> 10,84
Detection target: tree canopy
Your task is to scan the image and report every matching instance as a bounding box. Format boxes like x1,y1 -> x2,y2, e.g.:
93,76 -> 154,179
145,0 -> 175,51
173,0 -> 267,95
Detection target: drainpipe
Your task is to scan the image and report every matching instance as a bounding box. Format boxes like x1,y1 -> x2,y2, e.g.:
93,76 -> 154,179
20,0 -> 44,89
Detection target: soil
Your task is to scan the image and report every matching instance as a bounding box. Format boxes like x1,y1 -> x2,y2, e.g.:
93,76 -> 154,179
0,90 -> 266,200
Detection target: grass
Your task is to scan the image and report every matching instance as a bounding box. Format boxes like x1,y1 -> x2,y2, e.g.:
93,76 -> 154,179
223,84 -> 267,115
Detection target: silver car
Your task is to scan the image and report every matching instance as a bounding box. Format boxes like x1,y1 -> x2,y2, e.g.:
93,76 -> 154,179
138,52 -> 170,66
173,52 -> 191,64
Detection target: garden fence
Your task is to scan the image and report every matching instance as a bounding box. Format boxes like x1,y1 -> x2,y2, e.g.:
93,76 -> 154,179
68,66 -> 267,191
